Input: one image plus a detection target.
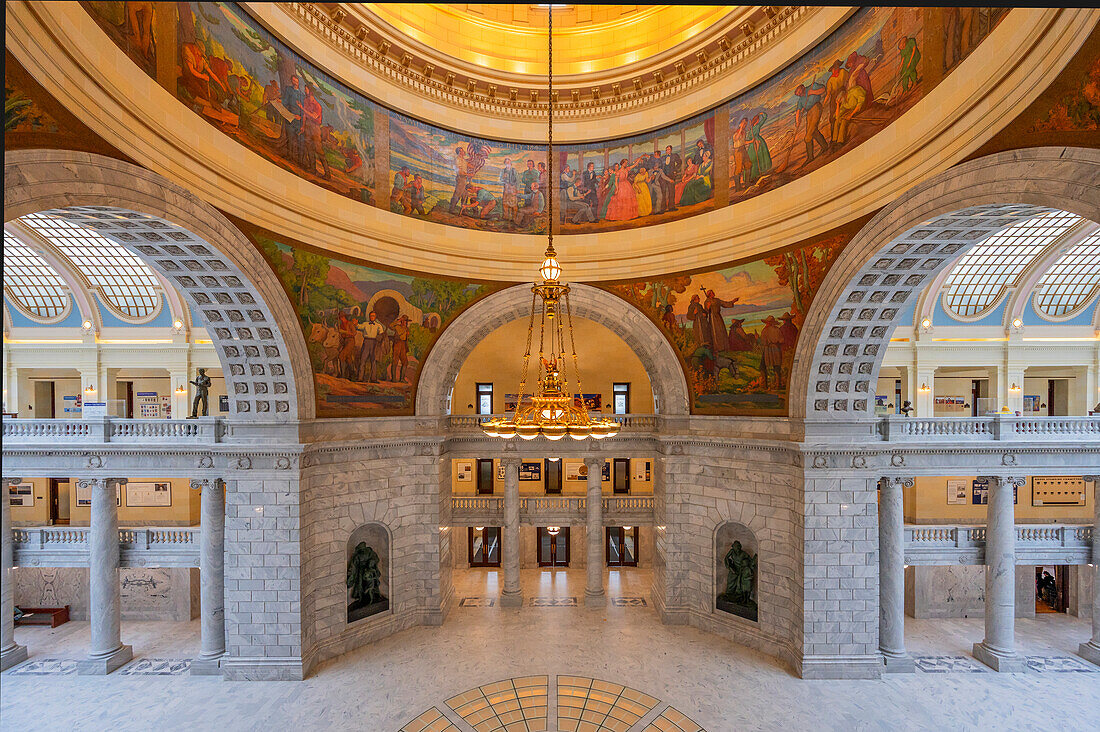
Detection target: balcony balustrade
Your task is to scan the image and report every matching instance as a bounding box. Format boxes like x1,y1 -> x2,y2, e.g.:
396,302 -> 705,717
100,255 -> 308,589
449,495 -> 655,526
903,523 -> 1093,565
3,417 -> 225,444
879,415 -> 1100,441
12,526 -> 200,567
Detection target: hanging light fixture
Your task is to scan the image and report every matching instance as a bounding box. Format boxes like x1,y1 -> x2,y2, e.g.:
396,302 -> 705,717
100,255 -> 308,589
481,8 -> 619,443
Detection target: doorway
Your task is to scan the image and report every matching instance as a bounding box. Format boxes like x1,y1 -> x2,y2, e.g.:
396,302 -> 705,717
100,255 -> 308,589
47,478 -> 70,525
612,458 -> 630,494
537,527 -> 570,566
1035,565 -> 1068,613
118,380 -> 135,418
544,459 -> 562,494
606,526 -> 638,567
33,381 -> 55,418
468,526 -> 502,567
1047,380 -> 1069,416
476,459 -> 495,495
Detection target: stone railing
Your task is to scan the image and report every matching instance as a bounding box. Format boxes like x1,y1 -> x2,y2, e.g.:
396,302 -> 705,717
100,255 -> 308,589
449,494 -> 655,525
880,415 -> 1100,441
12,526 -> 200,568
2,417 -> 225,444
446,413 -> 659,432
904,523 -> 1092,566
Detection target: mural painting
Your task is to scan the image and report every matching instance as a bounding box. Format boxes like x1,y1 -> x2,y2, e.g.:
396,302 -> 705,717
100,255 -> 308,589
81,1 -> 158,77
558,113 -> 716,233
389,115 -> 547,233
254,237 -> 499,417
942,7 -> 1008,74
605,234 -> 847,414
1029,56 -> 1100,132
5,76 -> 60,134
728,7 -> 924,205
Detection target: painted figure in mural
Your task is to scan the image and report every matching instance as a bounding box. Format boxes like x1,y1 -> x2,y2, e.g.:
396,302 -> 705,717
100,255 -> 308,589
126,1 -> 155,62
560,163 -> 575,192
459,185 -> 503,220
825,60 -> 849,148
731,117 -> 750,191
703,288 -> 740,351
281,75 -> 304,165
687,294 -> 709,349
727,318 -> 755,352
632,163 -> 653,217
449,146 -> 470,214
389,315 -> 411,383
564,182 -> 596,223
520,160 -> 542,213
298,86 -> 331,179
720,541 -> 757,607
407,174 -> 426,215
604,160 -> 639,221
897,37 -> 921,94
189,368 -> 211,418
346,542 -> 385,606
661,304 -> 678,333
659,145 -> 682,212
179,41 -> 228,108
679,149 -> 713,207
759,316 -> 784,389
690,139 -> 713,167
356,310 -> 386,383
261,79 -> 281,122
537,162 -> 549,213
746,114 -> 773,183
835,52 -> 873,146
793,79 -> 829,164
500,158 -> 519,221
581,162 -> 600,210
391,167 -> 412,213
779,312 -> 799,353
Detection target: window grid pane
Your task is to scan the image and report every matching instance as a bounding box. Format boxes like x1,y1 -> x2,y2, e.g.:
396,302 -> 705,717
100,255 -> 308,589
2,231 -> 70,319
19,213 -> 161,319
1034,231 -> 1100,317
943,211 -> 1082,318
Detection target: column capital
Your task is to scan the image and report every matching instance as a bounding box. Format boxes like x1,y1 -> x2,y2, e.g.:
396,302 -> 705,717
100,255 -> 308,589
103,477 -> 128,490
1082,475 -> 1100,484
879,477 -> 914,490
76,477 -> 102,491
190,478 -> 224,491
583,456 -> 605,470
979,476 -> 1026,488
499,457 -> 521,469
0,477 -> 22,488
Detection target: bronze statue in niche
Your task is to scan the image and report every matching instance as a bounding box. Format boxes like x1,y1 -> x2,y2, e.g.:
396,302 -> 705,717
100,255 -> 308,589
717,540 -> 758,621
347,542 -> 389,622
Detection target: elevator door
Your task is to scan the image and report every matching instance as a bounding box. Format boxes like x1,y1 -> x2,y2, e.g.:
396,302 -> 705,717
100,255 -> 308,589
537,527 -> 570,566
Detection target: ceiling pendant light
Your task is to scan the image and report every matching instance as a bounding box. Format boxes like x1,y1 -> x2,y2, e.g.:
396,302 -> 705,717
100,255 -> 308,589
481,9 -> 619,443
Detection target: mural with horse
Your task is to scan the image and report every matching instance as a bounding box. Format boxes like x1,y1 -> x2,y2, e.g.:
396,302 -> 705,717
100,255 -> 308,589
254,235 -> 498,416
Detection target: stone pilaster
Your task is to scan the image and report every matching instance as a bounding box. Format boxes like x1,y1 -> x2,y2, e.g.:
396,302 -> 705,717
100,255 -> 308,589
972,475 -> 1027,672
500,458 -> 522,608
78,477 -> 133,674
1079,476 -> 1100,666
584,456 -> 606,607
1,476 -> 28,671
191,478 -> 226,675
879,477 -> 914,672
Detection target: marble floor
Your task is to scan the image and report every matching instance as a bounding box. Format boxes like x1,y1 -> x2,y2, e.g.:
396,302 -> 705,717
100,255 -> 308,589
3,568 -> 1099,732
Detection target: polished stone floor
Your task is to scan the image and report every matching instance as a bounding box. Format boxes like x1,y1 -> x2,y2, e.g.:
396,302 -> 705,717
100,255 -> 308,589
3,568 -> 1099,731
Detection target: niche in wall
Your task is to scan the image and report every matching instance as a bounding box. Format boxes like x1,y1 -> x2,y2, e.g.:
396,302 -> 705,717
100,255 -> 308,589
715,522 -> 758,622
346,523 -> 390,624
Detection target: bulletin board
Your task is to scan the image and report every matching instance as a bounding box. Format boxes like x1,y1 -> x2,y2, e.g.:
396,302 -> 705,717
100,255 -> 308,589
125,481 -> 172,507
8,483 -> 33,507
138,392 -> 160,419
76,482 -> 121,507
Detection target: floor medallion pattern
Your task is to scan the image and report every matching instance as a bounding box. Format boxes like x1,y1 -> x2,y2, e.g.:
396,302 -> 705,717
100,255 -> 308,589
5,658 -> 79,675
445,675 -> 549,731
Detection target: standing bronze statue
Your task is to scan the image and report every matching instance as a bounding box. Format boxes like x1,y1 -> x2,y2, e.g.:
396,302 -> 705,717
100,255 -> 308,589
347,542 -> 389,621
717,540 -> 758,621
188,367 -> 211,418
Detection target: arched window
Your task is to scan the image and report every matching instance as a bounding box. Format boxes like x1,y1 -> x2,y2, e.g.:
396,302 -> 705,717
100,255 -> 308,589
1033,230 -> 1100,319
2,231 -> 71,321
19,213 -> 162,320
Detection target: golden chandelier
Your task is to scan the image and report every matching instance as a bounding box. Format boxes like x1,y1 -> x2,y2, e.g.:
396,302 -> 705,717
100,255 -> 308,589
480,9 -> 619,443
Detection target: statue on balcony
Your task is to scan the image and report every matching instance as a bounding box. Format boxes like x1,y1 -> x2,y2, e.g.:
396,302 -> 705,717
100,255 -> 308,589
900,400 -> 913,417
188,368 -> 211,418
347,542 -> 388,622
717,540 -> 758,621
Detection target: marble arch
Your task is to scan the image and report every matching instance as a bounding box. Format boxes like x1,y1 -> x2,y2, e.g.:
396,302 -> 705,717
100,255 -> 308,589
3,149 -> 315,422
792,146 -> 1100,421
415,283 -> 691,416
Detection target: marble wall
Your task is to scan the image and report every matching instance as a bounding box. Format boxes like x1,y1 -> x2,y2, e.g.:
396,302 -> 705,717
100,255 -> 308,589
904,565 -> 1039,619
14,567 -> 197,621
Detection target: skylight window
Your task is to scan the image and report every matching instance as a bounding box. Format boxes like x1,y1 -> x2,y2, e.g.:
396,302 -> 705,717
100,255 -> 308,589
1033,231 -> 1100,318
942,210 -> 1082,318
2,231 -> 71,320
19,213 -> 161,320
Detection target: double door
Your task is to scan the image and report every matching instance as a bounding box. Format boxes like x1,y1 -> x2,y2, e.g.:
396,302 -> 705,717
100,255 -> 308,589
606,527 -> 638,567
537,527 -> 570,567
468,526 -> 501,567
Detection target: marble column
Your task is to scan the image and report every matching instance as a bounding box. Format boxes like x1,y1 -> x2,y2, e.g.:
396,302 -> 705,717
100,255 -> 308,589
78,478 -> 133,674
191,478 -> 226,675
584,456 -> 606,607
500,458 -> 522,608
879,477 -> 914,672
1079,476 -> 1100,666
972,475 -> 1026,672
1,477 -> 29,671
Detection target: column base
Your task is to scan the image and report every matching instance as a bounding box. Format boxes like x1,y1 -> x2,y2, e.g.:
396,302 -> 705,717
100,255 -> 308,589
189,653 -> 225,676
77,644 -> 133,675
0,643 -> 29,672
972,642 -> 1027,673
499,591 -> 523,608
584,590 -> 606,608
881,651 -> 916,674
797,654 -> 883,679
1078,641 -> 1100,666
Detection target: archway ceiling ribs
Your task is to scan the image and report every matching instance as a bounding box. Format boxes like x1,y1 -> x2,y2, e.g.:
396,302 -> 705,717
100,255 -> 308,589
271,3 -> 821,123
809,204 -> 1053,416
37,207 -> 297,420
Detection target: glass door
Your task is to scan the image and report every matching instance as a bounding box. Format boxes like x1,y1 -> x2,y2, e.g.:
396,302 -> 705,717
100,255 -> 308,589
544,459 -> 563,494
606,526 -> 638,567
468,526 -> 502,567
537,527 -> 570,566
476,459 -> 495,494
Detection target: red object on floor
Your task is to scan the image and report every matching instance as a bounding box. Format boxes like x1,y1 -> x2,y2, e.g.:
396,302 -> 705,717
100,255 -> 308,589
14,605 -> 70,628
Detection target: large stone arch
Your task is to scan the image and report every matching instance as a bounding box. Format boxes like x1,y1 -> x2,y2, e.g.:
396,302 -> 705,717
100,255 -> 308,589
416,283 -> 691,416
4,150 -> 314,422
792,146 -> 1100,422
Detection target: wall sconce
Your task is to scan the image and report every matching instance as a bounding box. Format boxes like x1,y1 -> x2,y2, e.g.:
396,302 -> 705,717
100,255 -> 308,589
84,384 -> 97,396
81,319 -> 94,334
175,385 -> 187,395
919,383 -> 931,393
622,526 -> 633,531
1011,317 -> 1023,329
172,319 -> 184,333
919,318 -> 932,333
474,526 -> 485,532
1010,383 -> 1021,393
546,526 -> 561,536
548,457 -> 560,462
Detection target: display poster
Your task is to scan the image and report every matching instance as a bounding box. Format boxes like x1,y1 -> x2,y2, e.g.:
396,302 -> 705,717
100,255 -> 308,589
496,463 -> 506,480
8,483 -> 34,507
971,478 -> 989,505
138,392 -> 160,419
82,402 -> 107,418
63,394 -> 82,415
519,462 -> 542,481
503,394 -> 533,412
1023,395 -> 1041,413
455,460 -> 473,482
602,462 -> 611,481
573,394 -> 602,411
76,482 -> 121,506
219,394 -> 230,412
160,395 -> 172,419
566,462 -> 585,481
947,479 -> 968,505
125,481 -> 172,507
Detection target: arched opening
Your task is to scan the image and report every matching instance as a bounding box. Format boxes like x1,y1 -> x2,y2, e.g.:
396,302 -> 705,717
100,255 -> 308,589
346,523 -> 391,624
715,522 -> 758,622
